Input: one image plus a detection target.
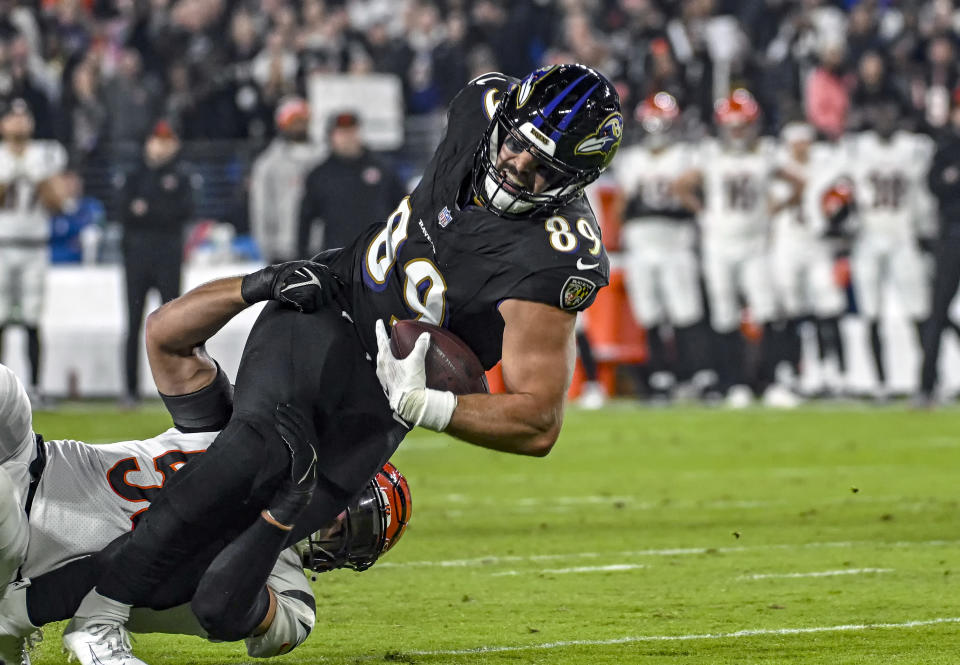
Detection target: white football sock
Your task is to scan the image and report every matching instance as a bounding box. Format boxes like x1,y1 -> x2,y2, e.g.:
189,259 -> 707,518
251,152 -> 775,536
73,589 -> 131,625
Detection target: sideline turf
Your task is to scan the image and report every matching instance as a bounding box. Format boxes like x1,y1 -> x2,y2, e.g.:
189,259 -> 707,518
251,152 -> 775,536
27,405 -> 960,664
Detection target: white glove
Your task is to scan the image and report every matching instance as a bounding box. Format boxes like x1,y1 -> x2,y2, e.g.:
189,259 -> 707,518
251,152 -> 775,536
374,319 -> 457,431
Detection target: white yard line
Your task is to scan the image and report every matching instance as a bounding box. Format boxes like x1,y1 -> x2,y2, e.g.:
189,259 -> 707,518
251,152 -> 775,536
405,617 -> 960,656
739,568 -> 893,580
377,539 -> 960,569
492,564 -> 645,577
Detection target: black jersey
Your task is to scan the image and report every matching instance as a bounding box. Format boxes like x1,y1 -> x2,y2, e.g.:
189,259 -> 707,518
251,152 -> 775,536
326,73 -> 610,369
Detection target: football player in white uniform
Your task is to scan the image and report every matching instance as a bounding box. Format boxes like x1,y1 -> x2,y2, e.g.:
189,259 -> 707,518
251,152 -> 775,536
0,280 -> 411,664
675,89 -> 799,407
841,101 -> 934,398
0,99 -> 70,406
614,92 -> 706,399
770,123 -> 849,395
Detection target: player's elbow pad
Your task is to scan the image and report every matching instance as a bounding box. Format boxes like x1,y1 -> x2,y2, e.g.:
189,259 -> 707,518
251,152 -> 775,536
245,591 -> 316,658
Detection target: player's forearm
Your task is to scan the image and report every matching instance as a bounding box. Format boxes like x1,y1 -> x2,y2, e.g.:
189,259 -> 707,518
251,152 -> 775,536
445,392 -> 562,456
145,276 -> 248,356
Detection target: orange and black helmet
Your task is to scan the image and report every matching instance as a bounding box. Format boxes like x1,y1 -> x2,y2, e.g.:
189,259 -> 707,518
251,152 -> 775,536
635,91 -> 680,134
821,177 -> 856,238
299,461 -> 412,572
714,88 -> 761,127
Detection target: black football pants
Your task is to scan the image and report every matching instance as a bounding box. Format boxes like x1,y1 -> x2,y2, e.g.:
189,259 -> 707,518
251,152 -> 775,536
920,223 -> 960,396
95,306 -> 403,609
123,237 -> 182,398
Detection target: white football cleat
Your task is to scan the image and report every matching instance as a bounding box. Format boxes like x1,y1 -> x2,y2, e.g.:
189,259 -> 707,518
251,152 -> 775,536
725,384 -> 753,409
62,619 -> 148,665
762,383 -> 802,409
576,381 -> 606,409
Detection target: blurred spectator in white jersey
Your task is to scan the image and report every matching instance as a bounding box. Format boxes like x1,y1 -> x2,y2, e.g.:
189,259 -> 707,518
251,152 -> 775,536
0,99 -> 69,406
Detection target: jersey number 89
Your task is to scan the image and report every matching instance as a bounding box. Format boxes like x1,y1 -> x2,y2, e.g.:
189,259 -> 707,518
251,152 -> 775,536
364,197 -> 447,325
545,215 -> 602,255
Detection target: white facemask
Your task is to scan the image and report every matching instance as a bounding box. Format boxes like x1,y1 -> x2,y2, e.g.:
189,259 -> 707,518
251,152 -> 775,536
482,174 -> 535,214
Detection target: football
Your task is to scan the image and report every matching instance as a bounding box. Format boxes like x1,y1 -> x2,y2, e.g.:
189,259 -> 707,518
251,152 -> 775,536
389,320 -> 489,395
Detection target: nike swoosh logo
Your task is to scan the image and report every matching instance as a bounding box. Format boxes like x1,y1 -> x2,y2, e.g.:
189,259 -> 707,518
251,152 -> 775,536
297,448 -> 318,485
89,644 -> 106,665
576,259 -> 600,270
281,268 -> 322,292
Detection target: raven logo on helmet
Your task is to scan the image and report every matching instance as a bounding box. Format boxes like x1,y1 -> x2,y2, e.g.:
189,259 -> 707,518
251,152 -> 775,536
516,66 -> 556,108
574,112 -> 623,157
472,63 -> 623,219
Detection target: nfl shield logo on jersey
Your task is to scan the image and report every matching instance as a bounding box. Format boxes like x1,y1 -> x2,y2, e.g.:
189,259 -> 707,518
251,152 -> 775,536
561,276 -> 597,310
438,206 -> 454,228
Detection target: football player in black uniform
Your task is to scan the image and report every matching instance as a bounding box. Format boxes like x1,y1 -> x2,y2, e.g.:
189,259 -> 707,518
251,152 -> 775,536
64,64 -> 622,663
0,285 -> 411,663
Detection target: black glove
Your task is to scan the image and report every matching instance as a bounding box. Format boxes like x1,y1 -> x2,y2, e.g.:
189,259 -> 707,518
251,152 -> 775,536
241,260 -> 344,313
268,403 -> 319,528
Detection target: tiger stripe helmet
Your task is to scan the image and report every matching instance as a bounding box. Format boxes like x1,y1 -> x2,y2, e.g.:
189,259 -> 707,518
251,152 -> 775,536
376,460 -> 412,556
821,177 -> 856,238
714,88 -> 760,127
714,88 -> 761,149
636,91 -> 680,134
299,461 -> 412,572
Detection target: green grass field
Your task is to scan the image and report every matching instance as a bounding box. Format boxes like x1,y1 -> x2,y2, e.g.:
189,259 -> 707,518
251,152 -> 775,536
24,404 -> 960,664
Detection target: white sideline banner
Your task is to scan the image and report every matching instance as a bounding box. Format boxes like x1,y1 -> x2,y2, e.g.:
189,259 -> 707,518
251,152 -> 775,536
2,262 -> 960,398
1,263 -> 264,397
307,73 -> 404,151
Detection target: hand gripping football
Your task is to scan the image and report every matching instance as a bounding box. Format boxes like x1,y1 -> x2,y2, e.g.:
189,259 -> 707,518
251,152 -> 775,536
389,320 -> 489,395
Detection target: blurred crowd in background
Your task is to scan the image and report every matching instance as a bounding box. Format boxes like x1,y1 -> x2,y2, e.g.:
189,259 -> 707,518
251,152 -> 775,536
2,0 -> 960,159
2,0 -> 960,405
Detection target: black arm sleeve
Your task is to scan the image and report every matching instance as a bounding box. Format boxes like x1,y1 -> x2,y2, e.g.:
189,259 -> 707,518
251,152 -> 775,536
159,363 -> 234,433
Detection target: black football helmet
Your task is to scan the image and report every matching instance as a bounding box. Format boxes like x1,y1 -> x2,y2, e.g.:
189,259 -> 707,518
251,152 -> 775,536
473,63 -> 623,218
298,461 -> 411,573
